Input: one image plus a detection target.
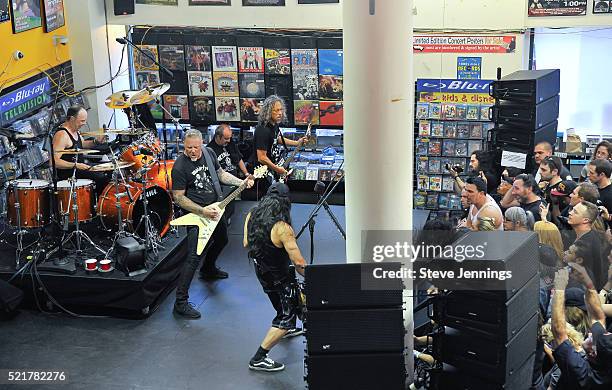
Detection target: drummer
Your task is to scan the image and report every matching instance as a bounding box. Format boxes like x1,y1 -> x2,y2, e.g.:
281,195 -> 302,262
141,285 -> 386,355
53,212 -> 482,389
52,105 -> 110,194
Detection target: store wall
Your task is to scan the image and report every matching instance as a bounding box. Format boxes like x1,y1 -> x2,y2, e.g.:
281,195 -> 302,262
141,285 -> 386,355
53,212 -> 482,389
0,9 -> 70,89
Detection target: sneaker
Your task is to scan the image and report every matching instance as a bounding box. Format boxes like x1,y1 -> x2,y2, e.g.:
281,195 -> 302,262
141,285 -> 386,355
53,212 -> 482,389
282,327 -> 304,339
200,268 -> 229,280
173,302 -> 201,319
248,357 -> 285,372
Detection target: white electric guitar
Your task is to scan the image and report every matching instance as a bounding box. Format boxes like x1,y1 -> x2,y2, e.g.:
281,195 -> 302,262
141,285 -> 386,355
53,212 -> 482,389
170,166 -> 268,255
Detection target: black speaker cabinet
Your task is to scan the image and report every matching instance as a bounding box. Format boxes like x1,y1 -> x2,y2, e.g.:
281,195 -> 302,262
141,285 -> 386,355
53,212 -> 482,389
306,353 -> 405,390
305,263 -> 403,310
436,313 -> 538,383
306,307 -> 404,354
114,0 -> 135,16
490,69 -> 560,104
431,355 -> 535,390
491,95 -> 559,130
420,231 -> 539,298
436,273 -> 539,342
493,120 -> 557,151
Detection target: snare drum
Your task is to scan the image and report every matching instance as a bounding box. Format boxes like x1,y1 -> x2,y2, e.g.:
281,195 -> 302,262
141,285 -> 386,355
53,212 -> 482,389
56,179 -> 96,223
6,179 -> 50,228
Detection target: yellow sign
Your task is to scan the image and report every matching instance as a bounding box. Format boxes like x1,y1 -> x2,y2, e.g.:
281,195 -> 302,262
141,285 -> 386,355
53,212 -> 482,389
419,92 -> 494,105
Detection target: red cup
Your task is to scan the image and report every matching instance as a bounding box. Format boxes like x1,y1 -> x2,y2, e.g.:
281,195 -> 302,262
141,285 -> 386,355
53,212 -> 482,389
99,259 -> 112,272
85,259 -> 97,271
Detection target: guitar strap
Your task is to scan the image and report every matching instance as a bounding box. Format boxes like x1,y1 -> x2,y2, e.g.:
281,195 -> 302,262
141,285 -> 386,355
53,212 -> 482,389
277,126 -> 288,165
202,147 -> 223,202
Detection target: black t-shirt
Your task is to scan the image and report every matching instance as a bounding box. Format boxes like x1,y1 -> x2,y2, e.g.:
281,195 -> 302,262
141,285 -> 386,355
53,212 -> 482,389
521,198 -> 545,222
576,230 -> 606,291
207,140 -> 242,176
171,151 -> 220,208
598,185 -> 612,224
252,122 -> 284,166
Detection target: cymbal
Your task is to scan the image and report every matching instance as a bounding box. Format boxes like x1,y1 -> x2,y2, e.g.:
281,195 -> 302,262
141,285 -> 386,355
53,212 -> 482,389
89,161 -> 135,172
81,128 -> 149,136
55,148 -> 98,155
130,83 -> 170,105
105,90 -> 140,109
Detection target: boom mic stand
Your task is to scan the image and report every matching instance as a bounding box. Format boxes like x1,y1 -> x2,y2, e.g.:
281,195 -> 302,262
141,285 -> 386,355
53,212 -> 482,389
296,165 -> 346,264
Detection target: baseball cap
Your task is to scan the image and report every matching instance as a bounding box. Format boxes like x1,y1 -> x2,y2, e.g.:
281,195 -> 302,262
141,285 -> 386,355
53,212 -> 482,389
564,287 -> 587,312
266,182 -> 290,198
591,321 -> 612,367
551,180 -> 578,197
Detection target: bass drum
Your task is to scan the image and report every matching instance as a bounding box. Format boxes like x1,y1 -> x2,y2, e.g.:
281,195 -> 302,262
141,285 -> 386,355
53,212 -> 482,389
97,182 -> 172,237
143,160 -> 174,191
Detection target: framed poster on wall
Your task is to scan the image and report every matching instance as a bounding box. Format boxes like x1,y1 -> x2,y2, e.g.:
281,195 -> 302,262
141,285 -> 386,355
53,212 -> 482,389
136,0 -> 178,5
1,1 -> 10,23
527,0 -> 587,17
189,0 -> 231,5
593,1 -> 612,13
42,0 -> 64,32
10,0 -> 42,33
298,0 -> 339,3
242,0 -> 284,5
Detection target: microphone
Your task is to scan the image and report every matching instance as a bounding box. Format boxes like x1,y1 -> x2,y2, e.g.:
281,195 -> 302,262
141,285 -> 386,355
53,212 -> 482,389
116,37 -> 127,45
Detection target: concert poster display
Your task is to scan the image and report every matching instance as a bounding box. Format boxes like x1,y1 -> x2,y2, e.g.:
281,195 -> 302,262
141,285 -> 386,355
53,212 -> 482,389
238,47 -> 264,73
215,97 -> 240,122
10,0 -> 42,33
136,0 -> 178,5
42,0 -> 64,32
212,46 -> 238,72
1,1 -> 10,23
133,45 -> 159,71
527,0 -> 587,17
163,95 -> 190,120
264,48 -> 291,75
593,1 -> 612,13
185,46 -> 212,71
292,49 -> 318,100
240,98 -> 263,122
242,0 -> 284,5
189,0 -> 231,5
414,79 -> 493,218
159,45 -> 186,71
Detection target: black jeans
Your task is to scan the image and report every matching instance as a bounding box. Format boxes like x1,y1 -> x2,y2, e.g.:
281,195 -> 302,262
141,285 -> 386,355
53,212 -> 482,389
175,216 -> 228,303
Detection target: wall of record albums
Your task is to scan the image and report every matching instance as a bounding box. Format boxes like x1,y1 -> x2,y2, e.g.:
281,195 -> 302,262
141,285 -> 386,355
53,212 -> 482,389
131,26 -> 345,183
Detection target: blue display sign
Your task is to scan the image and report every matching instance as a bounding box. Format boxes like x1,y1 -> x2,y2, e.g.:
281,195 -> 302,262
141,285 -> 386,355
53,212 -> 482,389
457,57 -> 482,79
416,78 -> 493,93
0,77 -> 51,125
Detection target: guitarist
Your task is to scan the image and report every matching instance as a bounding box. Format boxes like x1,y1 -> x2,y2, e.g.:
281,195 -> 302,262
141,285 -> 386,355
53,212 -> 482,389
252,95 -> 307,196
171,129 -> 254,319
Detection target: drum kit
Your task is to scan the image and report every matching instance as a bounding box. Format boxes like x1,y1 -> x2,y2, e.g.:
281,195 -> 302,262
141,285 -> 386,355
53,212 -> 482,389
4,83 -> 179,268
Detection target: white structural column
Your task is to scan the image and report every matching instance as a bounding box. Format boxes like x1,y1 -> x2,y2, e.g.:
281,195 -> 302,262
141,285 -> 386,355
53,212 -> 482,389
343,0 -> 414,381
64,0 -> 130,130
343,0 -> 414,260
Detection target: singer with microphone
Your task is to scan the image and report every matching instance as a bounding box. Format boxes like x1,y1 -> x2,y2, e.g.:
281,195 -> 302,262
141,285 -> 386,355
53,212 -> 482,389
52,105 -> 110,194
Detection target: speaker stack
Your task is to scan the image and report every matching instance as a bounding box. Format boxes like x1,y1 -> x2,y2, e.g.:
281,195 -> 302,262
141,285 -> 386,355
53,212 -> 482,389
428,231 -> 540,389
304,262 -> 406,390
489,69 -> 560,170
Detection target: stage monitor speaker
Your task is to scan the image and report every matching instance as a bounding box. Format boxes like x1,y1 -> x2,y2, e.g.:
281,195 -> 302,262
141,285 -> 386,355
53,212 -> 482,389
436,273 -> 539,341
492,120 -> 557,151
305,353 -> 406,390
305,263 -> 403,310
431,355 -> 535,390
114,236 -> 146,276
306,307 -> 404,354
491,95 -> 559,130
435,313 -> 538,383
490,69 -> 560,104
114,0 -> 135,16
0,279 -> 23,313
418,231 -> 539,298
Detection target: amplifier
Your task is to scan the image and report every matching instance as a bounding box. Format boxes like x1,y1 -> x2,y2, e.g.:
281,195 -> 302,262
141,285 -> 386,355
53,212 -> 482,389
418,231 -> 539,297
490,69 -> 560,104
305,353 -> 405,390
493,120 -> 557,150
491,95 -> 559,130
436,313 -> 538,383
435,273 -> 539,341
306,307 -> 404,354
305,263 -> 403,310
431,355 -> 535,390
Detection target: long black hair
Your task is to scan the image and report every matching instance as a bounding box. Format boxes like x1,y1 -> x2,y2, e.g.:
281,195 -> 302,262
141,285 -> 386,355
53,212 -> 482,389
247,194 -> 292,258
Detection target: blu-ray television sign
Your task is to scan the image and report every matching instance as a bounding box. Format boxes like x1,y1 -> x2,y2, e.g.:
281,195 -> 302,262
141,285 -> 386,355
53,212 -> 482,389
0,77 -> 50,125
416,79 -> 493,93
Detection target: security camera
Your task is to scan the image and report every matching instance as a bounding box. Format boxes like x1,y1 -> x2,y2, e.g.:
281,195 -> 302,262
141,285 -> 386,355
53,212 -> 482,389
13,50 -> 24,61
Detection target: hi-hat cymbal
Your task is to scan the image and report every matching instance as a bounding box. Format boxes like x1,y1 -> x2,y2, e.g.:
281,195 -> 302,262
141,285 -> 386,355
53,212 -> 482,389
105,90 -> 140,109
55,148 -> 98,155
130,83 -> 171,105
89,161 -> 135,172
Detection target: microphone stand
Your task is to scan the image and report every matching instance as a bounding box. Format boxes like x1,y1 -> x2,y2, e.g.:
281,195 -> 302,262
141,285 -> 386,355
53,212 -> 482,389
117,37 -> 174,80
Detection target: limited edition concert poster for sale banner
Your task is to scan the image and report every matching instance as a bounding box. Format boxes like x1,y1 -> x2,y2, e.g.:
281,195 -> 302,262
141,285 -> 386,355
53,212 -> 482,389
212,46 -> 238,71
238,47 -> 264,73
188,71 -> 214,97
159,45 -> 186,71
213,72 -> 239,96
185,45 -> 212,71
264,48 -> 291,75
